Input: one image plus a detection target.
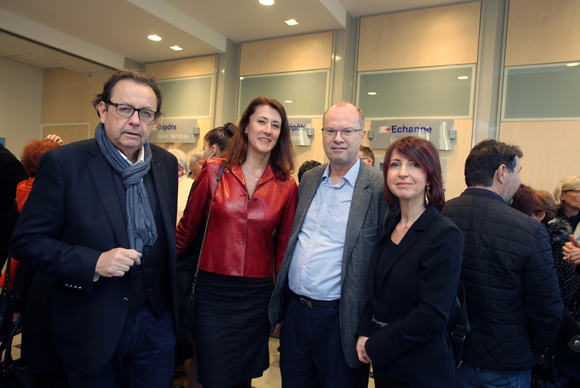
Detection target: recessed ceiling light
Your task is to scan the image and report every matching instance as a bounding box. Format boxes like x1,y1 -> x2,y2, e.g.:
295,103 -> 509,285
285,19 -> 299,26
170,45 -> 183,51
368,92 -> 377,96
240,77 -> 244,80
259,0 -> 274,5
284,100 -> 292,103
458,76 -> 469,80
567,62 -> 579,67
148,34 -> 162,41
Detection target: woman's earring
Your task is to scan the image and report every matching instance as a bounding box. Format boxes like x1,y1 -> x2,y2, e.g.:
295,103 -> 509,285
425,185 -> 430,206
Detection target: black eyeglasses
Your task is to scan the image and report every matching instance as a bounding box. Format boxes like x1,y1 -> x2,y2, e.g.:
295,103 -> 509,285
564,189 -> 580,195
106,101 -> 157,122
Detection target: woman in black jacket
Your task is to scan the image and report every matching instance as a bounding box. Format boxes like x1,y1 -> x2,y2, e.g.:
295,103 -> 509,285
355,136 -> 463,387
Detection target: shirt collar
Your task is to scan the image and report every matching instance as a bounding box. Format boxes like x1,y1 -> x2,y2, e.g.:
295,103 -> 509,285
118,146 -> 145,165
321,158 -> 361,187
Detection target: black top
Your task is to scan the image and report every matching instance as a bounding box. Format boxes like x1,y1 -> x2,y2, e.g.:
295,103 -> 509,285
557,208 -> 580,232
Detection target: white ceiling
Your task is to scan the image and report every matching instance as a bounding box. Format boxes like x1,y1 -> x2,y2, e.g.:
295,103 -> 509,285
0,0 -> 474,71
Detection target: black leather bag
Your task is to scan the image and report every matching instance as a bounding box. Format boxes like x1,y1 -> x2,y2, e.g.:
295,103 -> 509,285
179,162 -> 225,343
557,302 -> 580,365
447,280 -> 470,368
0,319 -> 34,388
531,348 -> 559,384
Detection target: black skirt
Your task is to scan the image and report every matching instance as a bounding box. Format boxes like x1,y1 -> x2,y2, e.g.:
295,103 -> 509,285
194,270 -> 273,388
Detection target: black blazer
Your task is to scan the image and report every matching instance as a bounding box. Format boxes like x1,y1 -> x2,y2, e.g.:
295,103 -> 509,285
357,205 -> 463,387
9,139 -> 178,374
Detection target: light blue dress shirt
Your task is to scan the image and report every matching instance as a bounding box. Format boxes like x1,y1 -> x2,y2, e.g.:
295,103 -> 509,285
288,159 -> 361,300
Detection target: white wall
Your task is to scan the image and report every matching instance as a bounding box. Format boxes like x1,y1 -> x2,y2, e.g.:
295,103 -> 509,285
0,57 -> 43,157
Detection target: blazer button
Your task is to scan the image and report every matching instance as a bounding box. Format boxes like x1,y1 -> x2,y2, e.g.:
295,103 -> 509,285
242,217 -> 246,221
122,297 -> 129,302
237,239 -> 243,245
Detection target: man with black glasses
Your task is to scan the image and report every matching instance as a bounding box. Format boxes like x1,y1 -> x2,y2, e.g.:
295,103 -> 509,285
269,102 -> 388,388
359,145 -> 375,167
10,69 -> 179,387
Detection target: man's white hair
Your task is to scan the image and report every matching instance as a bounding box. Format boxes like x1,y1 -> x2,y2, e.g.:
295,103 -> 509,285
168,147 -> 189,174
189,149 -> 204,166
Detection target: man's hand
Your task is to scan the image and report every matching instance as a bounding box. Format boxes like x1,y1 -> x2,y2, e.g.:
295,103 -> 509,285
45,134 -> 64,145
95,248 -> 142,277
271,322 -> 283,336
356,336 -> 372,364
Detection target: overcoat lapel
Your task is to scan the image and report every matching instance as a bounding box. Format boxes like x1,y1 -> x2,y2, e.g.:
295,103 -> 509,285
86,141 -> 129,248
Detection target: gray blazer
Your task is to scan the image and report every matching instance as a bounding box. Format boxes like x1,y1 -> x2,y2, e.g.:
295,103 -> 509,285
269,161 -> 389,368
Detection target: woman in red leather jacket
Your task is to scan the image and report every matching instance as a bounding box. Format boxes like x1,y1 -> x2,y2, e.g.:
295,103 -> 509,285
176,96 -> 297,388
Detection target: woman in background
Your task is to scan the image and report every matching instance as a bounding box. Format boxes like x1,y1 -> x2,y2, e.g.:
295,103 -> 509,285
554,176 -> 580,238
176,97 -> 297,388
356,136 -> 463,387
202,122 -> 236,160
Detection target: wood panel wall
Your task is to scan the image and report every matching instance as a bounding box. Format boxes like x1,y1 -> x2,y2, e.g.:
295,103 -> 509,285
145,56 -> 216,80
42,124 -> 91,145
239,32 -> 333,76
500,121 -> 580,194
439,119 -> 473,199
505,0 -> 580,66
42,68 -> 109,136
358,2 -> 481,72
292,118 -> 325,182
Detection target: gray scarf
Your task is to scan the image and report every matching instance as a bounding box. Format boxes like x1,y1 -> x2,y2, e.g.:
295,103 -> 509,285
96,123 -> 157,253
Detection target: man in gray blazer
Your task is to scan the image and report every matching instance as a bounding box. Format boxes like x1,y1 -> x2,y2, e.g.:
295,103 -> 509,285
269,102 -> 388,388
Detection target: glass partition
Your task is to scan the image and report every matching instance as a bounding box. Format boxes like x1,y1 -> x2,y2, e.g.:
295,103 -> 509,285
158,75 -> 214,118
502,62 -> 580,121
356,65 -> 476,119
238,70 -> 329,117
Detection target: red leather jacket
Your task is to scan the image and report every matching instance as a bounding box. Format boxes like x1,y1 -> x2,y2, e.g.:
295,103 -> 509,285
176,159 -> 297,278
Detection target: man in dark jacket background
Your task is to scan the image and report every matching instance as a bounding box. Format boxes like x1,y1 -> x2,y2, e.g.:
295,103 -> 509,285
441,139 -> 563,388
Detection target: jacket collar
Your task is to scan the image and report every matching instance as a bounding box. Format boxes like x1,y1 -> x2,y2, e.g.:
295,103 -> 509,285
231,163 -> 275,187
462,187 -> 506,203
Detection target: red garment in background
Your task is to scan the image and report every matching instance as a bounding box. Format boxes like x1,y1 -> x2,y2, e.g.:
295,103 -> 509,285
1,177 -> 34,288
